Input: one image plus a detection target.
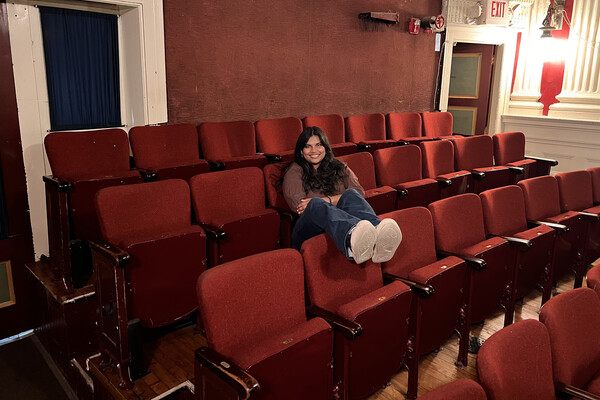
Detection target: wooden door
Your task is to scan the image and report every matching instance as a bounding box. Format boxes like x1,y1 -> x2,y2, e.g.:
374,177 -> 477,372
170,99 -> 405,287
447,43 -> 495,135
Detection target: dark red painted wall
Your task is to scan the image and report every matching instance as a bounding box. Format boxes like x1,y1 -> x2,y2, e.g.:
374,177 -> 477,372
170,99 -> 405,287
164,0 -> 442,124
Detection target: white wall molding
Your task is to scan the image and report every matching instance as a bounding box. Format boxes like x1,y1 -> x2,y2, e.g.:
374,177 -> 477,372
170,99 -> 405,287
549,0 -> 600,120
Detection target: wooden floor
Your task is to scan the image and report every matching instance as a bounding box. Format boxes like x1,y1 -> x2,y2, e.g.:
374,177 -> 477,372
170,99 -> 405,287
90,274 -> 583,400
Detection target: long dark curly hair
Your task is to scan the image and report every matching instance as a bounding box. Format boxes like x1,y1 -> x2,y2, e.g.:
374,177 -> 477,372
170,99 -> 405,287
294,126 -> 349,196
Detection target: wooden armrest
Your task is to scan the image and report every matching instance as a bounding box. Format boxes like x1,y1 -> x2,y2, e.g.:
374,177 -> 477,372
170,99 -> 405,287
43,175 -> 71,191
436,178 -> 452,187
307,305 -> 362,340
529,220 -> 569,234
208,161 -> 226,171
526,156 -> 559,166
262,153 -> 282,163
357,143 -> 372,152
89,241 -> 130,267
499,235 -> 532,251
509,166 -> 525,175
471,171 -> 486,179
195,347 -> 259,400
270,206 -> 297,223
555,381 -> 600,400
437,250 -> 486,271
137,169 -> 157,182
383,273 -> 434,298
579,211 -> 600,223
199,224 -> 227,241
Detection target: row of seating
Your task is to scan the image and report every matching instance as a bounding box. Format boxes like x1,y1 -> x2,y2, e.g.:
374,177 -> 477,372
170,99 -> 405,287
422,287 -> 600,400
41,122 -> 557,291
90,168 -> 600,396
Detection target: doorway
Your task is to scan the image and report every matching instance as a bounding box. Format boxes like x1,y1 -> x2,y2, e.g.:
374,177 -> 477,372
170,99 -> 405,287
448,43 -> 496,135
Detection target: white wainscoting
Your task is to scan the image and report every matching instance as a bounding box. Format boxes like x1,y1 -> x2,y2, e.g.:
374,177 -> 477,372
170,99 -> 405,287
501,115 -> 600,174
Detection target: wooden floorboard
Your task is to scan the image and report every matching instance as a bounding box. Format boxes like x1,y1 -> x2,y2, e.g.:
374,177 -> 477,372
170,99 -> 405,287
90,274 -> 583,399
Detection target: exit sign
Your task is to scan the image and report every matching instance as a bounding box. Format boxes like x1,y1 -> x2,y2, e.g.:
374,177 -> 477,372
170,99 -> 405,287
486,0 -> 510,24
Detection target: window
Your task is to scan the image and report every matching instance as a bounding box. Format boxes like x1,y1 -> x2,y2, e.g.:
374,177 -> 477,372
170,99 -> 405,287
39,7 -> 121,131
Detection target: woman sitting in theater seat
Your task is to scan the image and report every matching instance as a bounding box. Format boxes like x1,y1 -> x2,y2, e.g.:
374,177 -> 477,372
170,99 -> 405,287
283,126 -> 402,264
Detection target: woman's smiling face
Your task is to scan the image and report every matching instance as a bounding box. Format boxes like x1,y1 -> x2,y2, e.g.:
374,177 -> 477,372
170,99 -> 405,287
302,134 -> 326,169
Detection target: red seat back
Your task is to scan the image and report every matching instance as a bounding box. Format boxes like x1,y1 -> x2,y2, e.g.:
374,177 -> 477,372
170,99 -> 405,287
517,176 -> 562,221
454,135 -> 495,171
302,234 -> 383,312
197,249 -> 308,357
480,185 -> 529,236
338,152 -> 377,190
255,117 -> 302,154
477,319 -> 556,400
555,170 -> 594,212
302,114 -> 345,144
45,129 -> 131,180
190,168 -> 267,227
428,193 -> 486,252
386,112 -> 422,140
422,112 -> 453,138
197,120 -> 257,159
493,131 -> 526,165
263,162 -> 292,211
374,145 -> 423,186
588,167 -> 600,204
95,179 -> 193,246
380,207 -> 438,276
345,113 -> 386,143
539,288 -> 600,389
129,124 -> 200,169
420,139 -> 455,177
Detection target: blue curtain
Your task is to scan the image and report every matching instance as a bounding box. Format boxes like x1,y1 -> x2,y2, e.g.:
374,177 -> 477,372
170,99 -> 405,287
39,7 -> 121,131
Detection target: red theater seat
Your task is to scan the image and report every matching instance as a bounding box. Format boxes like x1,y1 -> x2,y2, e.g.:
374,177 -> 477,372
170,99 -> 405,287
190,168 -> 280,267
586,264 -> 600,299
129,123 -> 210,181
480,185 -> 556,305
345,112 -> 397,153
380,207 -> 465,358
453,135 -> 512,194
555,170 -> 600,266
518,176 -> 587,288
428,194 -> 516,366
539,288 -> 600,397
93,179 -> 206,388
301,233 -> 416,400
386,112 -> 431,145
338,152 -> 396,214
255,116 -> 303,162
44,128 -> 144,290
420,139 -> 471,198
195,249 -> 334,400
478,320 -> 558,400
197,120 -> 267,170
421,111 -> 457,140
374,145 -> 441,209
302,113 -> 357,156
492,131 -> 557,180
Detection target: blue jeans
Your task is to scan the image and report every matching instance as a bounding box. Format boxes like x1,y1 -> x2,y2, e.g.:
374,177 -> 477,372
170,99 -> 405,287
291,189 -> 381,258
